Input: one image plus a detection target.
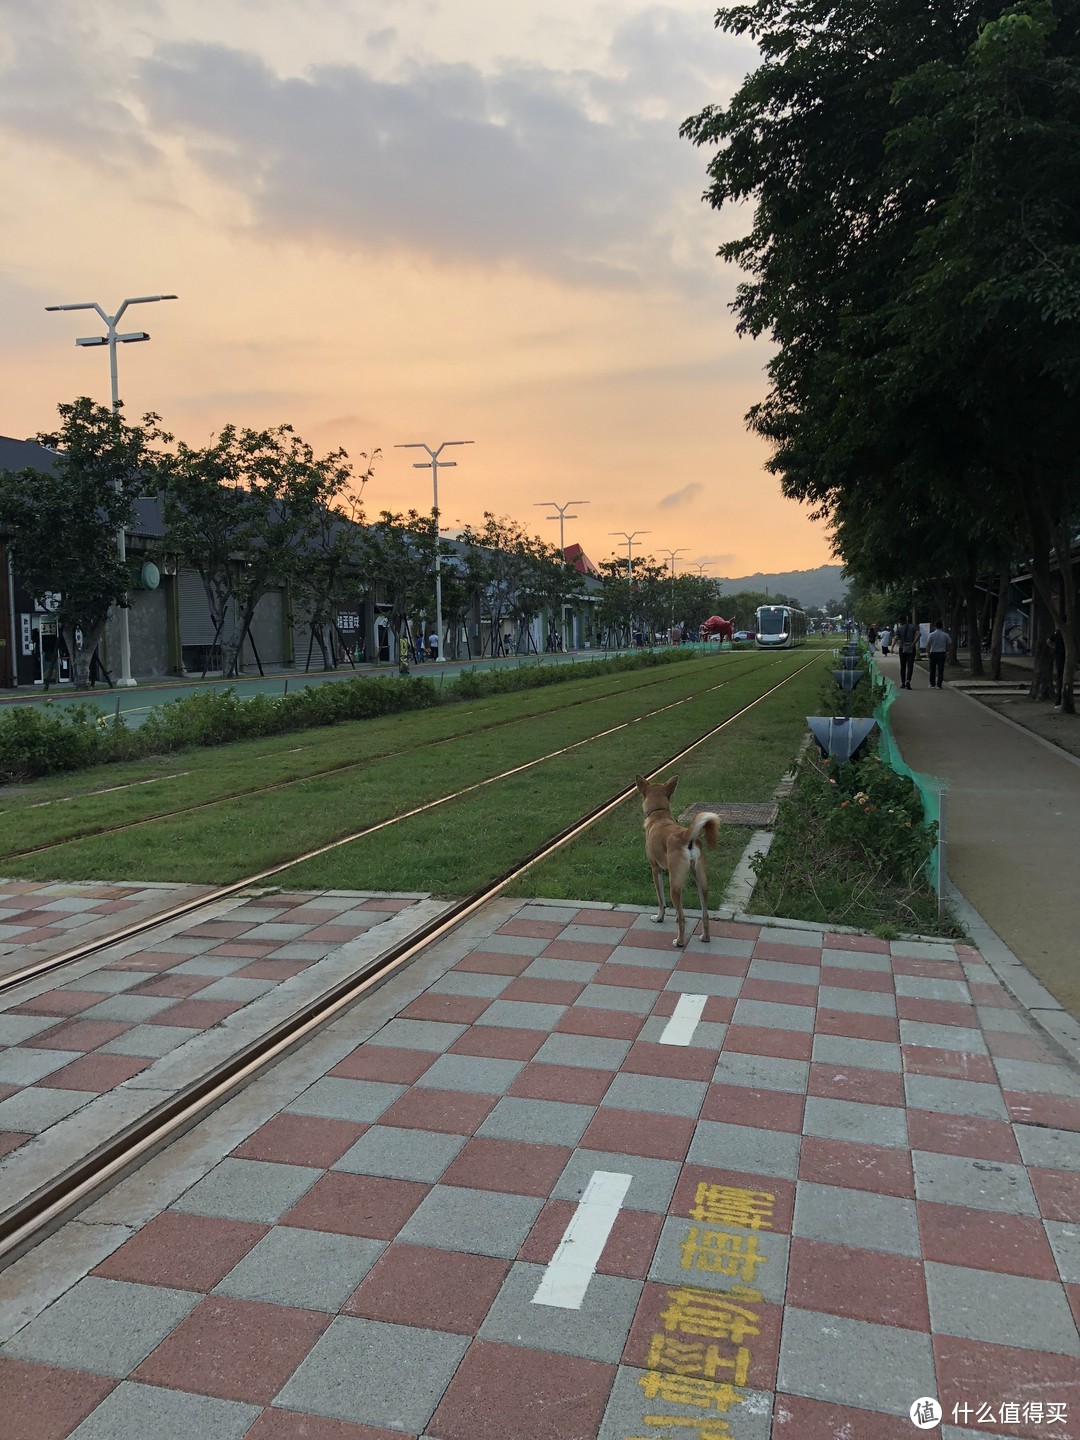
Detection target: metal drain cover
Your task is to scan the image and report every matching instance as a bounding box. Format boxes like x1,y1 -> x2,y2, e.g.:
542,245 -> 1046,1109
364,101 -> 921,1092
677,801 -> 778,827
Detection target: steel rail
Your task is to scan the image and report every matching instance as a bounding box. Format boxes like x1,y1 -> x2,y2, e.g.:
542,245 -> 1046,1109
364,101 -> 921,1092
0,654 -> 821,1264
0,657 -> 773,997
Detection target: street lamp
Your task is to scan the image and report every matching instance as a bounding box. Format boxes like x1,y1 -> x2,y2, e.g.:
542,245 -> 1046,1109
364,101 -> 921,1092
609,530 -> 651,582
693,561 -> 710,577
662,548 -> 686,641
536,499 -> 589,652
395,440 -> 474,662
46,293 -> 178,687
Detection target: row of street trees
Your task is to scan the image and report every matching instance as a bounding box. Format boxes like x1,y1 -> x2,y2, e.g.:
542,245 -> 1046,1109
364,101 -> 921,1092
683,0 -> 1080,709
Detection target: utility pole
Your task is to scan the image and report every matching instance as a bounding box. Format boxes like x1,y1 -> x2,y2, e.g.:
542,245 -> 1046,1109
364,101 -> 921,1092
394,440 -> 474,662
536,499 -> 589,651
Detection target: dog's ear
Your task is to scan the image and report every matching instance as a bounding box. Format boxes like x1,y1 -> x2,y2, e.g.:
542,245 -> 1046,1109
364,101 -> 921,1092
635,774 -> 648,795
664,775 -> 679,797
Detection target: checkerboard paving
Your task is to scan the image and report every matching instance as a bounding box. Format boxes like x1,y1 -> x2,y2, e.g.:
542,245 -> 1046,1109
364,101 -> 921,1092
1,902 -> 1078,1440
0,890 -> 430,1169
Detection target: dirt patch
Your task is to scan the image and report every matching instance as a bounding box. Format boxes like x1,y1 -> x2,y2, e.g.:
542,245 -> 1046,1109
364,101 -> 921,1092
967,692 -> 1080,761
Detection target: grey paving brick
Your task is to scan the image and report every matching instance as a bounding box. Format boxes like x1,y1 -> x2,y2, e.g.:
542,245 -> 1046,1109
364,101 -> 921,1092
0,1046 -> 81,1084
533,1034 -> 632,1070
39,896 -> 102,913
98,1024 -> 201,1057
759,927 -> 822,949
903,1074 -> 1007,1119
576,984 -> 658,1015
3,1276 -> 197,1377
333,1125 -> 467,1182
170,955 -> 257,977
129,936 -> 220,956
607,946 -> 680,971
520,956 -> 600,983
214,1226 -> 385,1311
429,970 -> 514,998
557,923 -> 628,947
731,998 -> 815,1033
663,969 -> 742,998
478,933 -> 552,957
687,1119 -> 801,1179
637,1015 -> 728,1051
477,1097 -> 596,1146
898,1021 -> 988,1053
1045,1220 -> 1080,1284
811,1034 -> 902,1072
994,1058 -> 1080,1098
816,986 -> 896,1017
480,1261 -> 641,1362
0,1086 -> 95,1133
276,1316 -> 468,1431
925,1261 -> 1080,1355
266,941 -> 333,961
748,959 -> 822,987
413,1053 -> 525,1094
912,1150 -> 1039,1215
69,1384 -> 258,1440
515,904 -> 579,925
598,1367 -> 773,1440
366,1018 -> 467,1052
891,940 -> 955,960
821,948 -> 893,972
712,1052 -> 810,1094
171,1158 -> 321,1222
286,1077 -> 406,1123
192,976 -> 277,1003
58,970 -> 146,995
552,1150 -> 679,1214
1014,1124 -> 1080,1172
803,1096 -> 908,1149
793,1180 -> 921,1257
0,1014 -> 56,1045
398,1184 -> 543,1258
79,995 -> 178,1023
692,935 -> 755,959
237,922 -> 310,941
975,1006 -> 1030,1034
893,974 -> 970,1003
649,1214 -> 789,1302
778,1307 -> 935,1412
600,1072 -> 707,1118
473,999 -> 567,1031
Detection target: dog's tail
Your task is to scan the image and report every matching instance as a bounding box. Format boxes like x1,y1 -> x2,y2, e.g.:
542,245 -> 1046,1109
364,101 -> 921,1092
689,812 -> 720,850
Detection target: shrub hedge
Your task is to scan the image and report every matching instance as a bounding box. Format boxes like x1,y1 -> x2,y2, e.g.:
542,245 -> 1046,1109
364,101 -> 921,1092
0,648 -> 695,784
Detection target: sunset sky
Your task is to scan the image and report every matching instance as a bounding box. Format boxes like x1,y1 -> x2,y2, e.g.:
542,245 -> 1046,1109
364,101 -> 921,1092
0,0 -> 833,578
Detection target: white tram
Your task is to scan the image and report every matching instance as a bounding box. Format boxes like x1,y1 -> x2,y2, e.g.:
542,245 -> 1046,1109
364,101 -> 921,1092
755,604 -> 808,649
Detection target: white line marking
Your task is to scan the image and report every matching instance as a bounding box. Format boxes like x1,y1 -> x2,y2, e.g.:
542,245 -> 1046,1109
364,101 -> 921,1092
658,992 -> 708,1046
531,1169 -> 632,1310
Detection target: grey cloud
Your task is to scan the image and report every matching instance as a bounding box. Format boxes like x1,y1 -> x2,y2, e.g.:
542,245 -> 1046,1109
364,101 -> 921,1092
659,482 -> 703,509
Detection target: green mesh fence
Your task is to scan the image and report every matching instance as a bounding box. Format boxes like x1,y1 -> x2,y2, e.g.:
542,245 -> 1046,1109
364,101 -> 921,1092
870,655 -> 948,913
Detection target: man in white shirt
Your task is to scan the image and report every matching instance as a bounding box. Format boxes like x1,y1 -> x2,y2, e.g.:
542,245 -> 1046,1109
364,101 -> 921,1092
926,619 -> 950,689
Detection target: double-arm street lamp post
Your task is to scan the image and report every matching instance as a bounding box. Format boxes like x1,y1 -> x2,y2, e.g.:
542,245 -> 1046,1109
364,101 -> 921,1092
395,440 -> 474,662
46,293 -> 178,687
610,530 -> 650,647
662,548 -> 687,640
535,498 -> 589,651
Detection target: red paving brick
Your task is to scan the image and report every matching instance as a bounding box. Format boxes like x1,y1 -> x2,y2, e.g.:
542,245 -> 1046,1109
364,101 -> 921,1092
441,1137 -> 571,1197
379,1086 -> 497,1134
573,909 -> 635,928
700,1084 -> 806,1135
10,990 -> 109,1016
752,941 -> 822,965
507,1063 -> 613,1104
740,978 -> 818,1008
902,1045 -> 997,1083
786,1237 -> 930,1330
890,956 -> 965,980
234,958 -> 312,980
1029,1167 -> 1080,1223
32,1019 -> 132,1051
554,1006 -> 644,1040
453,950 -> 534,975
623,1279 -> 782,1391
500,977 -> 584,1005
723,1025 -> 813,1062
132,1295 -> 329,1404
906,1109 -> 1022,1163
360,897 -> 414,911
429,1340 -> 615,1440
797,1136 -> 915,1199
330,1045 -> 436,1084
969,982 -> 1018,1007
541,939 -> 615,964
0,1357 -> 115,1440
895,996 -> 978,1027
580,1107 -> 695,1162
497,919 -> 564,939
231,1114 -> 367,1168
209,941 -> 280,958
621,1040 -> 717,1082
934,1335 -> 1080,1438
93,1212 -> 268,1290
814,1009 -> 900,1043
807,1062 -> 906,1107
918,1201 -> 1060,1280
589,963 -> 671,991
773,1393 -> 914,1437
126,973 -> 214,998
155,998 -> 243,1027
817,965 -> 895,993
449,1026 -> 547,1061
343,1244 -> 508,1333
38,1052 -> 152,1092
0,1132 -> 30,1160
283,1173 -> 428,1239
618,927 -> 682,952
824,932 -> 890,953
109,951 -> 182,971
674,949 -> 749,977
244,1412 -> 409,1440
399,992 -> 492,1024
1004,1090 -> 1080,1131
519,1200 -> 663,1278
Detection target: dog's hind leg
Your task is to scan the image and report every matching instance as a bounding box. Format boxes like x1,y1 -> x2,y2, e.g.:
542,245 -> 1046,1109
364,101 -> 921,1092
650,862 -> 666,924
670,879 -> 687,948
692,859 -> 711,943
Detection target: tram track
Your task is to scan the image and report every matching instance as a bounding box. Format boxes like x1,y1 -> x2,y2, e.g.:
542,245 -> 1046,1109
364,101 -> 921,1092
0,655 -> 763,866
0,654 -> 821,1264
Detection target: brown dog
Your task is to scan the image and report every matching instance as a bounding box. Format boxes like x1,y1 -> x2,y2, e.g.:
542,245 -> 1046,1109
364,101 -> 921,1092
636,773 -> 719,948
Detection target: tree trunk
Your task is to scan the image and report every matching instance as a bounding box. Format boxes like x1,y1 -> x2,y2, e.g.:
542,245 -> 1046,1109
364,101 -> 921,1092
988,569 -> 1009,681
948,587 -> 963,667
965,573 -> 984,678
1054,519 -> 1077,716
62,621 -> 105,690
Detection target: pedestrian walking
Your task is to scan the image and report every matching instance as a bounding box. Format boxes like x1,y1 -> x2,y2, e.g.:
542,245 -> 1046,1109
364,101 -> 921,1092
428,631 -> 439,662
926,618 -> 950,688
895,614 -> 919,689
866,624 -> 878,652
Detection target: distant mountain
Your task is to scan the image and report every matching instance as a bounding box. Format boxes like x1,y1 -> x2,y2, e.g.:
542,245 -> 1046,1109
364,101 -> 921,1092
714,564 -> 846,612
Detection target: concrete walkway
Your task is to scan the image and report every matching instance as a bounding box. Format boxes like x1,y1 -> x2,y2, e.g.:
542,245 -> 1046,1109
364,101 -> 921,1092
879,653 -> 1080,1032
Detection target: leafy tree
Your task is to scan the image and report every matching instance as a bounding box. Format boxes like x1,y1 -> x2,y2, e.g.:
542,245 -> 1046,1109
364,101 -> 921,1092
289,451 -> 376,670
0,397 -> 166,687
357,511 -> 436,663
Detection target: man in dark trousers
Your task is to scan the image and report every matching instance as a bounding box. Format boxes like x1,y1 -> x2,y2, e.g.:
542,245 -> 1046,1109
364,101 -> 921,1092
896,613 -> 919,689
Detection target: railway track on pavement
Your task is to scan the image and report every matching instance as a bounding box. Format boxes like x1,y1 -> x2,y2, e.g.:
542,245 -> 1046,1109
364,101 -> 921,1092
0,653 -> 821,1264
